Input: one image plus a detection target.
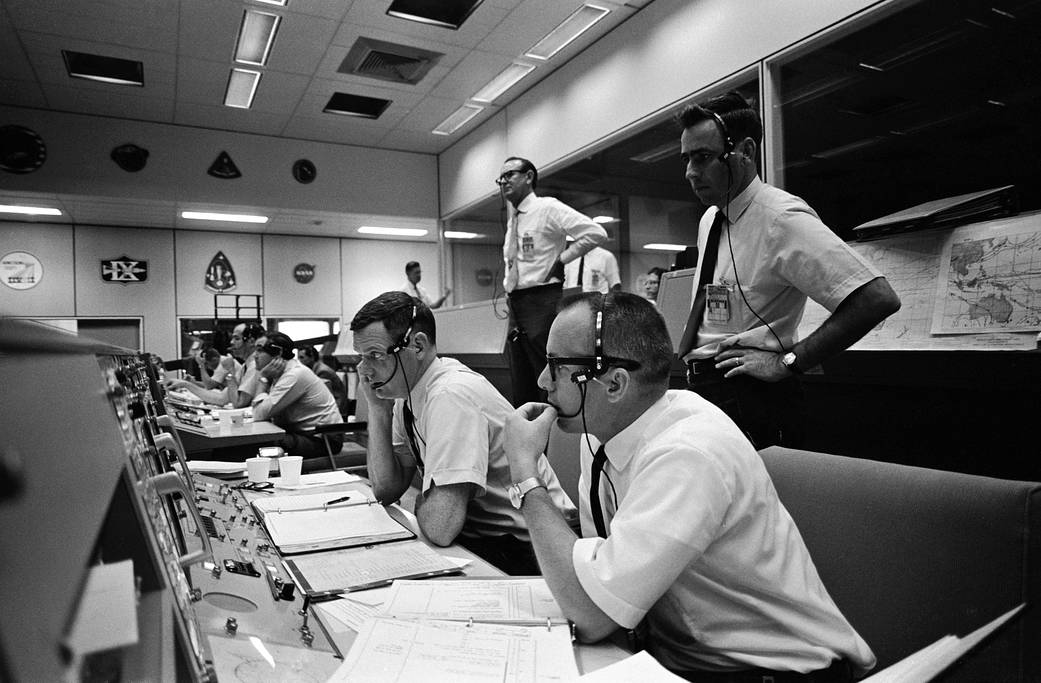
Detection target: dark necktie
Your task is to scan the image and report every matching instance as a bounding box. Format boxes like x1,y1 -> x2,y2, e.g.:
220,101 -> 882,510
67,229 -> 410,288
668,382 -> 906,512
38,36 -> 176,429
577,255 -> 585,289
402,404 -> 423,468
589,445 -> 609,538
678,209 -> 726,357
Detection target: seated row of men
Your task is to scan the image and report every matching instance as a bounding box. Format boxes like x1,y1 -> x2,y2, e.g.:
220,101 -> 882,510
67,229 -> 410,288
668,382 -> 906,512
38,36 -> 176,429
349,290 -> 874,682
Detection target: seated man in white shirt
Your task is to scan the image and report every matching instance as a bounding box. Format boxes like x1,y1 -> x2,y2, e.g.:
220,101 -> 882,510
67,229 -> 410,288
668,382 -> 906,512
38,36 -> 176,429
165,346 -> 242,406
502,291 -> 875,681
350,291 -> 575,575
249,331 -> 343,460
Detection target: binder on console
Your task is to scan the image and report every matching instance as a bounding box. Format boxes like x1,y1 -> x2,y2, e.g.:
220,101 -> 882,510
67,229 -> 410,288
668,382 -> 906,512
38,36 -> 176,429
853,185 -> 1017,241
251,491 -> 414,555
281,540 -> 462,600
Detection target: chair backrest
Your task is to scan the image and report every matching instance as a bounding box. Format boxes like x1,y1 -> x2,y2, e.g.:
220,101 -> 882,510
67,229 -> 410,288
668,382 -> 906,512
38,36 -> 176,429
759,446 -> 1041,681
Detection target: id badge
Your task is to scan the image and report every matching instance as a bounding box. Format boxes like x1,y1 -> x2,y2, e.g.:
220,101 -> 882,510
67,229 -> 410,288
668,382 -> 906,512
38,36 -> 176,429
705,283 -> 731,323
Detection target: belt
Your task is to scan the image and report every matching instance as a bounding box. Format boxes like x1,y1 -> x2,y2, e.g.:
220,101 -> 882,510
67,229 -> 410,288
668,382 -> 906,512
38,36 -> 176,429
507,281 -> 562,298
673,658 -> 854,683
686,358 -> 723,383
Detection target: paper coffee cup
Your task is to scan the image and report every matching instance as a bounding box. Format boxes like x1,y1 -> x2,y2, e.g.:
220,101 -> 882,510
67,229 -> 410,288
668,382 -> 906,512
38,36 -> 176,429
279,455 -> 303,487
246,456 -> 269,483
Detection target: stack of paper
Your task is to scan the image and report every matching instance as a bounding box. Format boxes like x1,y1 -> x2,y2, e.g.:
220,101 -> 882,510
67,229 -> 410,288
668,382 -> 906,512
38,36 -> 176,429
329,578 -> 579,683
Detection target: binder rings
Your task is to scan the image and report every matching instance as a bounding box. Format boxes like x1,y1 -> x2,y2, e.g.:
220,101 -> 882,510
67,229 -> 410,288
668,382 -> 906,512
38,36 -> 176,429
282,540 -> 462,599
251,492 -> 414,554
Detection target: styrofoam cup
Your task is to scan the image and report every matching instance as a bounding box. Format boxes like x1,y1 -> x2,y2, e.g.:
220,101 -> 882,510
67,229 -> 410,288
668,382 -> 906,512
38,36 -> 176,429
279,455 -> 303,486
246,456 -> 269,483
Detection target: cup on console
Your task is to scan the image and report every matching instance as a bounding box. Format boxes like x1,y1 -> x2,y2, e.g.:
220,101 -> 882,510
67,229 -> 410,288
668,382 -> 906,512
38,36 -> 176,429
246,456 -> 269,483
279,455 -> 303,487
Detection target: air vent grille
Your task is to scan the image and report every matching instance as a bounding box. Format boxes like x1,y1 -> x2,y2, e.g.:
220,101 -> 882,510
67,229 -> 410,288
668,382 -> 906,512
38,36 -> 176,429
339,37 -> 443,85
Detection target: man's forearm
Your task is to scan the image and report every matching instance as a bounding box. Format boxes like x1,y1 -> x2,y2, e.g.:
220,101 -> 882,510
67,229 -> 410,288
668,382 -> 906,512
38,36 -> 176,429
366,411 -> 413,504
796,277 -> 901,369
521,488 -> 618,642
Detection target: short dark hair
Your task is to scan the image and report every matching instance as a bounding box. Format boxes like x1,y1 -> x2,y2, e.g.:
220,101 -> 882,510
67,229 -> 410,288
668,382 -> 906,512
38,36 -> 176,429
647,266 -> 665,278
405,261 -> 420,273
242,322 -> 265,343
675,91 -> 762,148
504,156 -> 538,190
297,345 -> 319,361
259,331 -> 295,359
558,291 -> 672,383
350,291 -> 437,346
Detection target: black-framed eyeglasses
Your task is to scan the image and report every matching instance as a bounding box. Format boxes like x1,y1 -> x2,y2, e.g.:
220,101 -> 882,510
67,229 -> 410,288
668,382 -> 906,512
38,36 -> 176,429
495,169 -> 525,186
234,481 -> 274,493
545,355 -> 641,383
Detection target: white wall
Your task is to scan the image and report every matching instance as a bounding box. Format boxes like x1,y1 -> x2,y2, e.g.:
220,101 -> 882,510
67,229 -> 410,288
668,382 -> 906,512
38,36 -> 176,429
0,224 -> 75,316
340,239 -> 442,326
0,105 -> 439,220
439,0 -> 882,216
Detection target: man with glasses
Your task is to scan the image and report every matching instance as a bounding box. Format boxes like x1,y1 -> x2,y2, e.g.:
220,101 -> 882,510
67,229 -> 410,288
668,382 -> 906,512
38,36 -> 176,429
497,156 -> 607,406
676,92 -> 900,448
350,291 -> 575,575
503,292 -> 875,681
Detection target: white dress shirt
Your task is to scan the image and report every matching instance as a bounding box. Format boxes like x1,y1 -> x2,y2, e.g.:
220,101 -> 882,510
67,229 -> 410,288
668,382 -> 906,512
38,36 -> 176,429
572,390 -> 875,674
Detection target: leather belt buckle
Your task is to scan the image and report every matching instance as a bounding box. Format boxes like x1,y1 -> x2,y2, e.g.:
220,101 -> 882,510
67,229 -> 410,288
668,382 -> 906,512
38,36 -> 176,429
685,359 -> 714,384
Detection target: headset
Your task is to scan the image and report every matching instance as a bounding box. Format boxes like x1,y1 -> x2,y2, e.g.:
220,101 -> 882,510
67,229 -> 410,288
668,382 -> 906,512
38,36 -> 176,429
570,299 -> 606,385
707,109 -> 735,162
705,101 -> 789,355
370,304 -> 416,390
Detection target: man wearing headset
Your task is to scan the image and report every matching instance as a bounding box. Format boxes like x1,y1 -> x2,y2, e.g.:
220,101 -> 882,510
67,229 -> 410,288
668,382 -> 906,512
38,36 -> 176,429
503,292 -> 875,680
250,331 -> 343,460
498,156 -> 608,406
676,92 -> 900,448
350,291 -> 575,575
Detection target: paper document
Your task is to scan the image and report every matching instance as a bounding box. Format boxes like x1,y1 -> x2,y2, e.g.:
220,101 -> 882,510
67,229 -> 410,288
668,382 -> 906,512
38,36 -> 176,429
64,559 -> 139,654
379,578 -> 567,625
180,460 -> 247,474
252,492 -> 413,554
271,470 -> 361,489
330,617 -> 579,683
282,539 -> 461,597
861,603 -> 1024,683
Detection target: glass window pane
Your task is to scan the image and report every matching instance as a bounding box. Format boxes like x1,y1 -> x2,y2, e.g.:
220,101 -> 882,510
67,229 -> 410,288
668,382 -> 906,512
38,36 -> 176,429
771,0 -> 1041,239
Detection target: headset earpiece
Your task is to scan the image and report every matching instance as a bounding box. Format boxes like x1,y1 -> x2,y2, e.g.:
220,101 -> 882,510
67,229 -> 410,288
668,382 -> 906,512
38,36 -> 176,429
708,110 -> 734,163
388,304 -> 417,355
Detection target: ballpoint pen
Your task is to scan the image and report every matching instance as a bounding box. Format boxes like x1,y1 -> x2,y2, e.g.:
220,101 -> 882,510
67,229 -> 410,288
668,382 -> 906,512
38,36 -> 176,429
323,495 -> 351,509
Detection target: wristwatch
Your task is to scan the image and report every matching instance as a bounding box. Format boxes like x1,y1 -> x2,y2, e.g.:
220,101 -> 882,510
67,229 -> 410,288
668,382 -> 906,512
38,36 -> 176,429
508,477 -> 546,509
780,351 -> 802,374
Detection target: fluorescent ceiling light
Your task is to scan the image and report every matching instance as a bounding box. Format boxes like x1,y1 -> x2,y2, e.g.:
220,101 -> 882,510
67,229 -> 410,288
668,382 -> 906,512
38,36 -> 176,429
358,226 -> 429,237
252,0 -> 287,5
0,205 -> 62,216
182,211 -> 268,223
644,243 -> 687,252
525,4 -> 609,61
444,231 -> 482,239
224,68 -> 261,108
432,104 -> 484,135
592,216 -> 617,224
471,62 -> 536,103
235,10 -> 281,66
631,141 -> 679,164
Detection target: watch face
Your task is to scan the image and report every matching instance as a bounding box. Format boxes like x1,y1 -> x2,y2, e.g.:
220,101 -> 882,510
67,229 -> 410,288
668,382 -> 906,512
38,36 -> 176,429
508,485 -> 522,509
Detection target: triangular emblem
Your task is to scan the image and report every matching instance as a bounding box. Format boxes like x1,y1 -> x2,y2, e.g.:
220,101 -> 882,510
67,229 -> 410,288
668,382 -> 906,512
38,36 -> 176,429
208,150 -> 241,179
205,251 -> 237,292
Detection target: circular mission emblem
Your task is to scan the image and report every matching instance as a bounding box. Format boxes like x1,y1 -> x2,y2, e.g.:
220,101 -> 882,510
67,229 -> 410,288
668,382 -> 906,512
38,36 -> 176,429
293,263 -> 316,284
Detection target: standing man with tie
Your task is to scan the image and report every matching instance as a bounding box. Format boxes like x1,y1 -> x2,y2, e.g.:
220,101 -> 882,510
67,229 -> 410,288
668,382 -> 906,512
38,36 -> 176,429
502,291 -> 875,680
349,291 -> 575,575
498,156 -> 607,406
676,92 -> 900,448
